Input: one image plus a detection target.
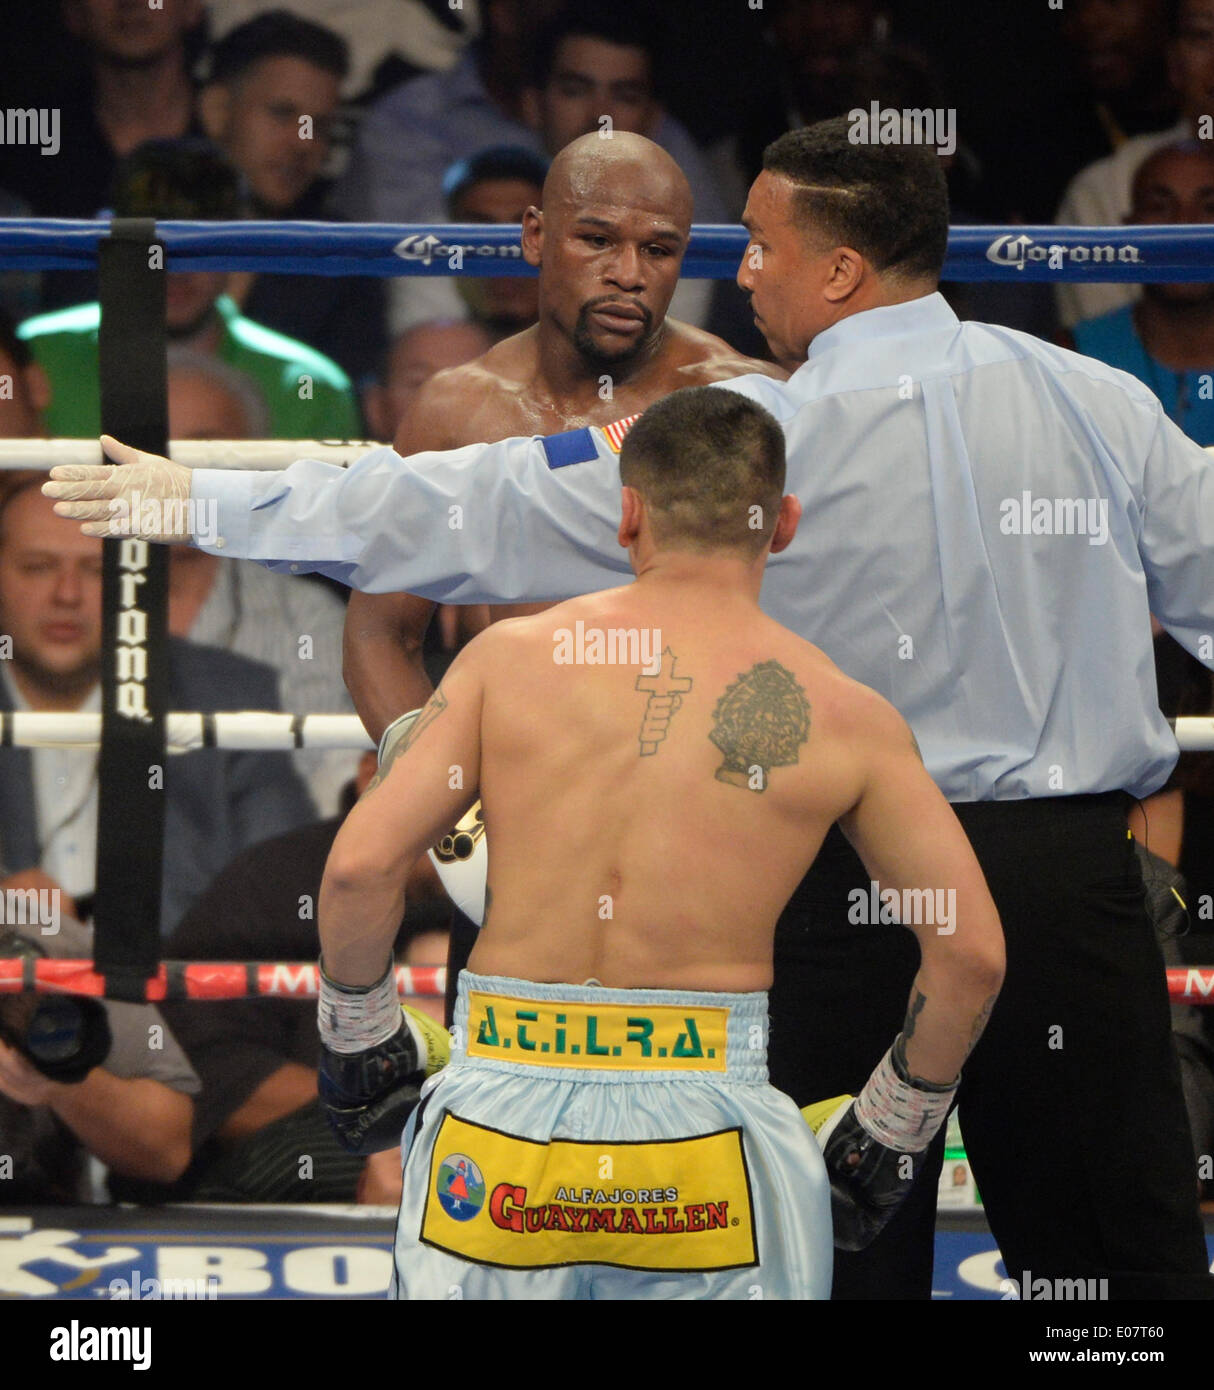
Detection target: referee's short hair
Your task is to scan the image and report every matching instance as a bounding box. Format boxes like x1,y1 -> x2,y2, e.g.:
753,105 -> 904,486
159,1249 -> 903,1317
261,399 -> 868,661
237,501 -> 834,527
620,387 -> 785,557
763,116 -> 949,282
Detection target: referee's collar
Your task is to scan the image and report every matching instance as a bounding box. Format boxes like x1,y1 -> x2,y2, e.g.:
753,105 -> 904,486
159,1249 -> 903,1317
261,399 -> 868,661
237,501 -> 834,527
804,291 -> 957,362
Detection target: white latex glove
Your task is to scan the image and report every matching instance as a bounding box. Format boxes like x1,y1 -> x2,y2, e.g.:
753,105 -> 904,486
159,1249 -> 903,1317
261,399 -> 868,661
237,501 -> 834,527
43,434 -> 195,542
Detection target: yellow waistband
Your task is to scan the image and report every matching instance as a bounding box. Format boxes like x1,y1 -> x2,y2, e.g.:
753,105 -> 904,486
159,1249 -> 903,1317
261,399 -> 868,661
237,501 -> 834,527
465,989 -> 730,1073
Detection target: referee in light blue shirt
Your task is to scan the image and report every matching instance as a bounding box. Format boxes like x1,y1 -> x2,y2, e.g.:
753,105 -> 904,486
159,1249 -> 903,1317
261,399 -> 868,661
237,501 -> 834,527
53,119 -> 1214,1300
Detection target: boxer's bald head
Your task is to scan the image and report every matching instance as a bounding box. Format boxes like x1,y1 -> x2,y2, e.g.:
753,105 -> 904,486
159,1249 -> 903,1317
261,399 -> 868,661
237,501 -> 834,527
521,132 -> 691,372
542,132 -> 692,222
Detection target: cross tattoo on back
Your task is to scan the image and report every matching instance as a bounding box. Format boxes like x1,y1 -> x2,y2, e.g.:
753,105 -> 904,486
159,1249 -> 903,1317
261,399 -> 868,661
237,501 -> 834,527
635,647 -> 693,756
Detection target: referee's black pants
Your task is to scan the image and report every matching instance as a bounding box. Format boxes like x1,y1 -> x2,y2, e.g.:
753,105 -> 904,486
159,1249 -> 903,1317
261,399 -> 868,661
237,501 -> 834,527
768,791 -> 1213,1301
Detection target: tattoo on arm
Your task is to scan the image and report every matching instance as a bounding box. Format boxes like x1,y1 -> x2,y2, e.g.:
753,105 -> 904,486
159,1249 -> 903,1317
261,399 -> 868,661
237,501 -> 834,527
892,988 -> 957,1090
362,688 -> 448,797
893,986 -> 997,1088
634,647 -> 692,757
967,991 -> 997,1054
709,660 -> 811,792
902,987 -> 927,1045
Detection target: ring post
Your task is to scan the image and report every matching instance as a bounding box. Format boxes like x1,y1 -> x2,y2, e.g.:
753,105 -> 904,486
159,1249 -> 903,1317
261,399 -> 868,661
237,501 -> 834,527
93,218 -> 169,1002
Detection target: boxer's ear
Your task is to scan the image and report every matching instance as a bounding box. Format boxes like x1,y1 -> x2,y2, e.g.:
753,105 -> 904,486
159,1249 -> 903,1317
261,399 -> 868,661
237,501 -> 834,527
618,487 -> 643,549
768,495 -> 801,556
522,207 -> 544,267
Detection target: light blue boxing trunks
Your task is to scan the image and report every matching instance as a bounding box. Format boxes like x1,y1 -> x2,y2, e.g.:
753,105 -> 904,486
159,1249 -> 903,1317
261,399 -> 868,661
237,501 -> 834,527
391,971 -> 832,1300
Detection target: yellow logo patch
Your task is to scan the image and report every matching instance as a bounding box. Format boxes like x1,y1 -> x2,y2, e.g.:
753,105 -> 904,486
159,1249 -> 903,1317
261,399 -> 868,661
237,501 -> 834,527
421,1113 -> 757,1272
466,991 -> 729,1072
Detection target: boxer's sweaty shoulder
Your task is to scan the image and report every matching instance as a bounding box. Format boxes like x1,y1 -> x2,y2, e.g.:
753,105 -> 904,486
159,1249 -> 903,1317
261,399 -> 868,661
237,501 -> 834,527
480,325 -> 787,625
395,336 -> 551,453
656,320 -> 788,386
467,587 -> 875,991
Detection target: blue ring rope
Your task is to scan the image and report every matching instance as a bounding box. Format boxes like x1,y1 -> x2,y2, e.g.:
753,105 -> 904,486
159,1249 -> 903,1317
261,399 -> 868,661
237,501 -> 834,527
1,219 -> 1211,281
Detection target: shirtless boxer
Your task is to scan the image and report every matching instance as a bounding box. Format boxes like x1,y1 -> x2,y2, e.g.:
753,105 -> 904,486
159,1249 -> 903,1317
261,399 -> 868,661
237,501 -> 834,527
317,388 -> 1005,1300
343,129 -> 783,740
348,130 -> 783,964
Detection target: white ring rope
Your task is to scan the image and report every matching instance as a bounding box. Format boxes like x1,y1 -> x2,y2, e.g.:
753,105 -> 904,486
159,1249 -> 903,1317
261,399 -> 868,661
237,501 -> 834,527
0,711 -> 373,752
7,436 -> 1214,471
0,438 -> 378,471
2,711 -> 1212,754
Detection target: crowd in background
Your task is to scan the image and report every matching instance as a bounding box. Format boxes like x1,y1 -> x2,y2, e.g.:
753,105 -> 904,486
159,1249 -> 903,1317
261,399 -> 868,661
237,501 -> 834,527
0,0 -> 1212,1214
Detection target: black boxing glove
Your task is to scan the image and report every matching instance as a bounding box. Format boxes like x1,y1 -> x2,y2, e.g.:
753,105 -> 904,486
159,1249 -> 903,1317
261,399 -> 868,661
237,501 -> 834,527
0,931 -> 112,1083
317,959 -> 449,1155
802,1034 -> 957,1250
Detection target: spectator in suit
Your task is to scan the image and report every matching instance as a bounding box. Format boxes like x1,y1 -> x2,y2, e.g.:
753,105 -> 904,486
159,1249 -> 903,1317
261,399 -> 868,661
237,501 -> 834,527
0,312 -> 204,1197
164,350 -> 359,816
0,474 -> 316,937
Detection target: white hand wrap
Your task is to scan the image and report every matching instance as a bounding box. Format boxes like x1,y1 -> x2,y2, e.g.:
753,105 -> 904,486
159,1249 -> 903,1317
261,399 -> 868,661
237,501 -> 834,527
852,1044 -> 958,1154
318,960 -> 400,1055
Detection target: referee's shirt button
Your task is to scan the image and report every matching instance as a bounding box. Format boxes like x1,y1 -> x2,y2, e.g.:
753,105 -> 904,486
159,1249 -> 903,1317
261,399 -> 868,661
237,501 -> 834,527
213,537 -> 225,549
290,563 -> 300,573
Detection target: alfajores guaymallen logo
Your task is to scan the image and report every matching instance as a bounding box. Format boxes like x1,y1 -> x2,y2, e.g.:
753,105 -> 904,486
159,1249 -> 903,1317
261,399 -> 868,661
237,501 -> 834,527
420,1115 -> 758,1272
436,1154 -> 486,1222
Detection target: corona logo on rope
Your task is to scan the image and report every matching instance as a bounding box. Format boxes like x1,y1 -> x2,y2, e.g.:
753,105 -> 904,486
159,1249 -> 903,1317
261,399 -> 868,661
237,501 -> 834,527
985,233 -> 1143,273
393,232 -> 525,268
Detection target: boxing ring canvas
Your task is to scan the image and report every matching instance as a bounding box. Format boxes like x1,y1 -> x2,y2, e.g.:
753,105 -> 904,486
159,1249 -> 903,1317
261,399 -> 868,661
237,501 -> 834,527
3,1207 -> 1211,1299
